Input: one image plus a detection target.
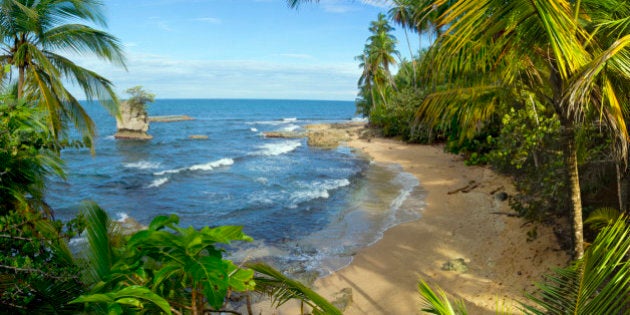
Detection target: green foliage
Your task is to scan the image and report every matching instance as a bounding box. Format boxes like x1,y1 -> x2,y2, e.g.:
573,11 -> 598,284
248,262 -> 342,315
127,215 -> 255,311
584,207 -> 622,231
74,205 -> 257,314
486,107 -> 568,220
0,0 -> 125,149
125,86 -> 155,113
71,285 -> 172,315
355,13 -> 399,115
444,117 -> 498,166
0,97 -> 64,215
418,280 -> 467,315
0,210 -> 83,313
523,215 -> 630,314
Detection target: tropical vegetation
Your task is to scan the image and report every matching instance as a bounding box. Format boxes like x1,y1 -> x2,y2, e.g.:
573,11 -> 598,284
0,0 -> 126,150
0,1 -> 340,314
4,0 -> 630,313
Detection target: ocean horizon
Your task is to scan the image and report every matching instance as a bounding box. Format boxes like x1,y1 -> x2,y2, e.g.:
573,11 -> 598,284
47,98 -> 425,278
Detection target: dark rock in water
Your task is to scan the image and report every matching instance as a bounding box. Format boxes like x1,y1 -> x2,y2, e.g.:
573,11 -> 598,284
442,258 -> 468,273
263,131 -> 306,139
495,191 -> 508,201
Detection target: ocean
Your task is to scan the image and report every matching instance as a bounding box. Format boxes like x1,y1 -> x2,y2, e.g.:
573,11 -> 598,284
47,99 -> 425,278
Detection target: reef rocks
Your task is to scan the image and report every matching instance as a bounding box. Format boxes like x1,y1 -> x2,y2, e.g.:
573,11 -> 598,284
149,115 -> 194,123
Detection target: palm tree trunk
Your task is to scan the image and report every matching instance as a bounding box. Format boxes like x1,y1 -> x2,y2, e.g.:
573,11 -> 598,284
617,164 -> 630,213
403,27 -> 417,87
18,66 -> 24,99
565,127 -> 584,259
192,286 -> 199,315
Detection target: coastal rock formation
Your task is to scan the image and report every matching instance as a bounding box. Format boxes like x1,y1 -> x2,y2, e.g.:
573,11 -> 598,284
262,131 -> 306,139
115,100 -> 152,140
305,122 -> 364,149
149,115 -> 194,122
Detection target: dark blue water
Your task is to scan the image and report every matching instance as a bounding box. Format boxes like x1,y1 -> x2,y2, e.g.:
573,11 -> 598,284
47,99 -> 425,276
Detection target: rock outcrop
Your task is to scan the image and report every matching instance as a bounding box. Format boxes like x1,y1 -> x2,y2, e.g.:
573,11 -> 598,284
115,100 -> 152,140
149,115 -> 194,123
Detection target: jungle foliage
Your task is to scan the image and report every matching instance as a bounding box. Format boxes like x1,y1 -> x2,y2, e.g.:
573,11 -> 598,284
351,0 -> 630,259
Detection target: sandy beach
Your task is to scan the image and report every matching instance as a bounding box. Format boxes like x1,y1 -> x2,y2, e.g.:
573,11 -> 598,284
251,124 -> 570,314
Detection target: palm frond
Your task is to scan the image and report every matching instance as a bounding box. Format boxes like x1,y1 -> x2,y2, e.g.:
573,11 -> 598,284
418,280 -> 467,315
523,215 -> 630,314
585,207 -> 623,230
247,262 -> 342,315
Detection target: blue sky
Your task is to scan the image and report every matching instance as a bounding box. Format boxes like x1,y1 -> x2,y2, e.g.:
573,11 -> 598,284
71,0 -> 424,101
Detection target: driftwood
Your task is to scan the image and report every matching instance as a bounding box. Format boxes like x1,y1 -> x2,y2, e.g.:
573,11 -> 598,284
489,185 -> 505,195
447,180 -> 480,194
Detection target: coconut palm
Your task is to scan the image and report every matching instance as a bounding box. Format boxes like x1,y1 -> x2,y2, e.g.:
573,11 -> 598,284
0,0 -> 125,147
417,0 -> 630,258
389,0 -> 417,85
357,13 -> 399,112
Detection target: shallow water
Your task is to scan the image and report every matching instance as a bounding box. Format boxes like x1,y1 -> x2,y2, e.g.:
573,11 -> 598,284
47,99 -> 425,277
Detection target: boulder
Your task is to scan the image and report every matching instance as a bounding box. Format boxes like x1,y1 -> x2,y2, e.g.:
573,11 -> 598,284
115,100 -> 152,140
441,258 -> 468,273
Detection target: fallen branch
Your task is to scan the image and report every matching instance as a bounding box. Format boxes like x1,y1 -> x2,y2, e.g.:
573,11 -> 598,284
489,186 -> 504,195
448,181 -> 480,194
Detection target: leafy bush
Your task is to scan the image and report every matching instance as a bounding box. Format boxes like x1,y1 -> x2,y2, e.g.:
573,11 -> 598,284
487,107 -> 568,220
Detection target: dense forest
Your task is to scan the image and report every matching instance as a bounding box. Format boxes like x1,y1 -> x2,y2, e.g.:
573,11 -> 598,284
1,0 -> 629,314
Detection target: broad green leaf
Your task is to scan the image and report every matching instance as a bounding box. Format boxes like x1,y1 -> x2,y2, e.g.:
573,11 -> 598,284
148,214 -> 179,231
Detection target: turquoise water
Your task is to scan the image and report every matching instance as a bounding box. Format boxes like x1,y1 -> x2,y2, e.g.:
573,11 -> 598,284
47,99 -> 425,276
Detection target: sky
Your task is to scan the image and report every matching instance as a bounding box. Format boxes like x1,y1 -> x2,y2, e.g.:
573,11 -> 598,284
69,0 -> 424,101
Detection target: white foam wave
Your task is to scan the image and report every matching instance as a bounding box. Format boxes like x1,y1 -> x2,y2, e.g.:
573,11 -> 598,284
256,140 -> 301,156
105,135 -> 115,140
148,177 -> 169,188
154,158 -> 234,176
115,212 -> 129,222
248,117 -> 299,126
351,116 -> 368,122
290,178 -> 351,206
189,158 -> 234,171
124,161 -> 161,170
280,124 -> 300,132
250,127 -> 258,132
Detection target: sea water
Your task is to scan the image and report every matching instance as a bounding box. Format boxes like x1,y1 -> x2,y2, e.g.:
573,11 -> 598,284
47,99 -> 425,278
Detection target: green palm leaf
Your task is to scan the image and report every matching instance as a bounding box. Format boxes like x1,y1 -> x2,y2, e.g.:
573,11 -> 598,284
418,280 -> 467,315
523,215 -> 630,314
248,262 -> 342,315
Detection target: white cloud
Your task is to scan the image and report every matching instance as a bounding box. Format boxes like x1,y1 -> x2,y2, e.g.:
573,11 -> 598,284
317,0 -> 392,13
147,17 -> 173,31
276,53 -> 314,59
67,52 -> 360,100
193,17 -> 222,24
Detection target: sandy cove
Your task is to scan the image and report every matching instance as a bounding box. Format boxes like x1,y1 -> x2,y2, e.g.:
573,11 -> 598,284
251,124 -> 570,314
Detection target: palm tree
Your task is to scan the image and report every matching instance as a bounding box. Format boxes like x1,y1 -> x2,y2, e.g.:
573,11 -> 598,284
0,0 -> 125,147
357,13 -> 399,111
417,0 -> 630,258
389,0 -> 417,86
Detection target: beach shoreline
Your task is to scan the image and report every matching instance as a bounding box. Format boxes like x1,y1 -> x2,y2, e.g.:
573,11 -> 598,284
250,123 -> 569,314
